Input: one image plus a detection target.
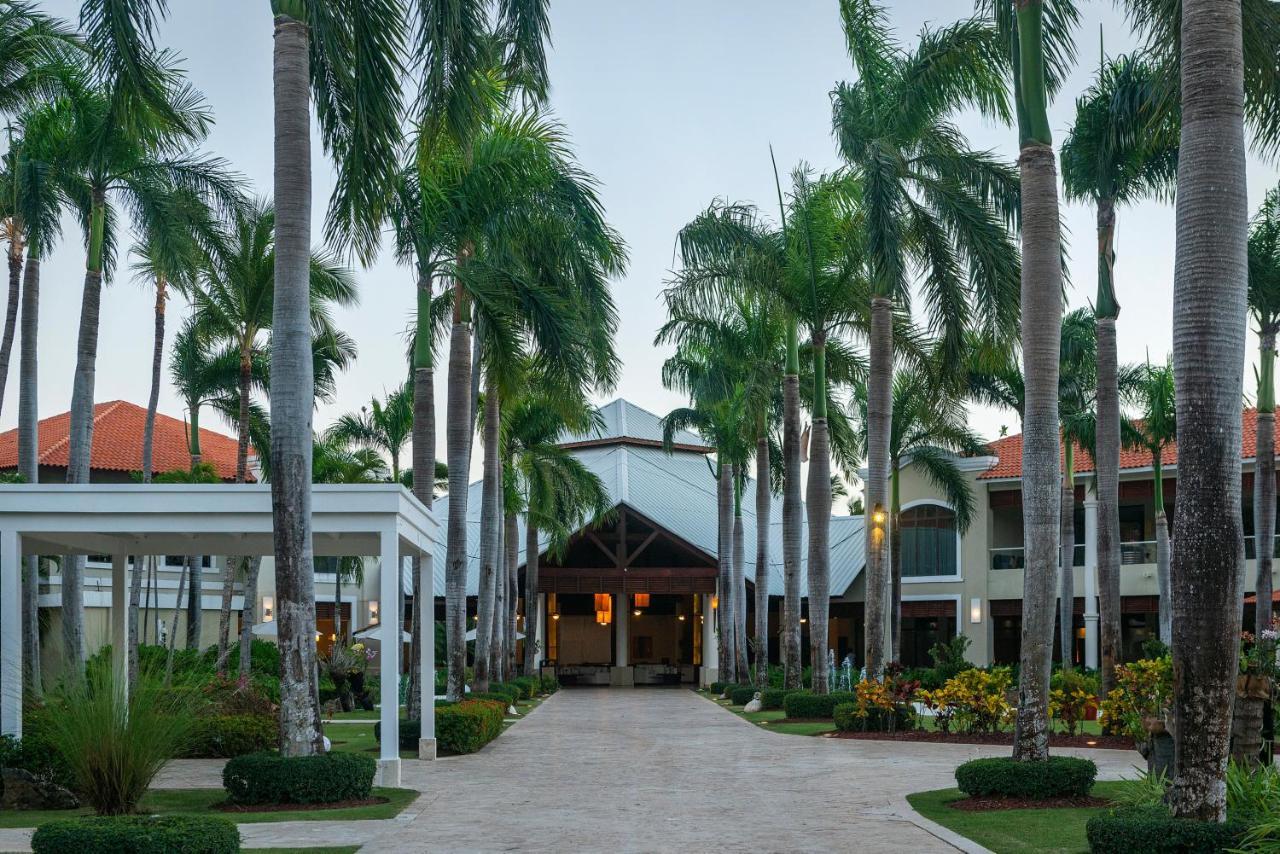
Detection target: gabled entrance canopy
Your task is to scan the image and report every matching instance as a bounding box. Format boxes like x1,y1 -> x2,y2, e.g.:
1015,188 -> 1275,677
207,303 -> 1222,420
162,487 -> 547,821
0,483 -> 439,786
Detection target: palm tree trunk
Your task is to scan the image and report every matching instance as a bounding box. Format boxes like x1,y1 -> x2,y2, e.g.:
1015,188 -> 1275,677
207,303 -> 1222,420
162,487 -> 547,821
890,464 -> 902,664
1152,455 -> 1173,645
806,410 -> 832,694
164,557 -> 191,686
1255,328 -> 1276,636
1012,3 -> 1064,759
473,379 -> 500,691
1095,194 -> 1123,698
186,558 -> 203,650
716,459 -> 734,684
216,346 -> 255,670
523,522 -> 540,677
271,11 -> 323,757
754,435 -> 770,688
334,574 -> 343,643
0,245 -> 22,416
17,251 -> 40,696
237,556 -> 261,679
131,281 -> 166,683
505,511 -> 519,682
492,510 -> 505,681
408,272 -> 435,718
444,312 -> 472,701
1164,0 -> 1250,821
782,329 -> 803,689
732,466 -> 748,680
865,300 -> 892,678
1059,445 -> 1076,670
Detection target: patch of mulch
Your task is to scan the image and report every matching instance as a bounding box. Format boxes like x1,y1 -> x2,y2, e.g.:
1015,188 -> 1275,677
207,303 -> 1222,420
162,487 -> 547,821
829,729 -> 1136,750
947,794 -> 1112,812
214,796 -> 389,814
770,717 -> 835,724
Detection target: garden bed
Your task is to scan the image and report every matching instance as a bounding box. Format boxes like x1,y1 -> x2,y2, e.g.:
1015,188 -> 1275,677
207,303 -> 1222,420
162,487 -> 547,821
215,795 -> 390,813
830,729 -> 1136,750
947,794 -> 1113,811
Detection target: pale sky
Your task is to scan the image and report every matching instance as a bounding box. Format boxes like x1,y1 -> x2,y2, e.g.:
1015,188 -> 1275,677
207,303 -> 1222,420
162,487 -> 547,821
8,1 -> 1279,494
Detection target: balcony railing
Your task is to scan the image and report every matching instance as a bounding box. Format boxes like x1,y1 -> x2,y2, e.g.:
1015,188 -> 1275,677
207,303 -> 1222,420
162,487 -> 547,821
991,535 -> 1280,569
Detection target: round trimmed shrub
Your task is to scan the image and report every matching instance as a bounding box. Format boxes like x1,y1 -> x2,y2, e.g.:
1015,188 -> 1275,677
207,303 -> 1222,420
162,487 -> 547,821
728,685 -> 758,706
482,683 -> 522,704
373,719 -> 422,752
31,815 -> 239,854
783,691 -> 856,720
509,677 -> 539,699
222,751 -> 376,805
760,688 -> 790,711
435,699 -> 505,754
1086,806 -> 1247,853
955,756 -> 1098,800
709,681 -> 728,695
539,675 -> 559,694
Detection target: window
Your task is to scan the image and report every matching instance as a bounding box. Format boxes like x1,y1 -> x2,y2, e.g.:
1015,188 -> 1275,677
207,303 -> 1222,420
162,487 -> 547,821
899,504 -> 958,578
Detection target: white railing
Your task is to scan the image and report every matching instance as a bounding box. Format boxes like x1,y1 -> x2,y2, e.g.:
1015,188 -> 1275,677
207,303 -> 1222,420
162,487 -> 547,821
989,543 -> 1085,571
991,535 -> 1280,569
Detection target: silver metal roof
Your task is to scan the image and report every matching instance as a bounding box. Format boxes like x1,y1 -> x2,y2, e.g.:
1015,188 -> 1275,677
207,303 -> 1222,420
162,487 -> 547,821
416,403 -> 865,599
558,398 -> 709,448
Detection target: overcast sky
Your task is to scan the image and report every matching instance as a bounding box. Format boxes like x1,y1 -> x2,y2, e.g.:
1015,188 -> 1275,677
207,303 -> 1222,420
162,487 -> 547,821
9,1 -> 1279,495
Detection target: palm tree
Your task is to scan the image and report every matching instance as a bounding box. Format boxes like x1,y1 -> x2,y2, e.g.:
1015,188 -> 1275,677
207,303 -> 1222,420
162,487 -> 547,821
192,199 -> 357,672
409,0 -> 554,704
853,365 -> 985,662
832,1 -> 1021,678
153,462 -> 221,683
1126,357 -> 1175,645
268,0 -> 403,756
1061,52 -> 1178,694
1249,183 -> 1280,638
1157,0 -> 1250,820
329,382 -> 412,482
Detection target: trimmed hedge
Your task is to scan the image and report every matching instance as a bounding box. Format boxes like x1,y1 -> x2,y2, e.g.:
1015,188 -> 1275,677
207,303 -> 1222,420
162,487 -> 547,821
436,699 -> 505,754
728,685 -> 759,706
222,751 -> 376,805
955,756 -> 1098,800
783,691 -> 857,719
539,675 -> 559,694
180,714 -> 277,758
1086,807 -> 1248,853
509,677 -> 539,699
760,688 -> 791,711
481,683 -> 522,704
31,816 -> 239,854
709,681 -> 728,695
373,719 -> 422,752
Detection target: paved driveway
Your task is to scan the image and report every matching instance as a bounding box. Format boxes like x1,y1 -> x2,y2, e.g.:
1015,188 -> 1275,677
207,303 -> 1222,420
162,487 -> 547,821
0,689 -> 1142,853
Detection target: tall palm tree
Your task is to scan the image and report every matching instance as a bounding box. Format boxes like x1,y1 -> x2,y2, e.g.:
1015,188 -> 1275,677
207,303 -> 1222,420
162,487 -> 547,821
1160,0 -> 1250,820
832,1 -> 1021,678
1126,357 -> 1176,645
268,0 -> 403,756
329,382 -> 412,482
193,199 -> 357,672
409,0 -> 554,703
1248,183 -> 1280,638
852,365 -> 985,662
1061,52 -> 1178,694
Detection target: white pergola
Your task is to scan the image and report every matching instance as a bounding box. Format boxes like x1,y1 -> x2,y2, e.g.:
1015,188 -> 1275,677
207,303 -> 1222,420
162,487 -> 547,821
0,483 -> 439,787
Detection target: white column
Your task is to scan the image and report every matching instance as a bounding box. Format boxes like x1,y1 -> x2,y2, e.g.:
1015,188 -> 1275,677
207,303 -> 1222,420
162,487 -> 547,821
614,593 -> 628,666
701,593 -> 718,687
417,551 -> 436,760
1,530 -> 22,737
111,554 -> 129,691
378,527 -> 401,786
1083,486 -> 1100,670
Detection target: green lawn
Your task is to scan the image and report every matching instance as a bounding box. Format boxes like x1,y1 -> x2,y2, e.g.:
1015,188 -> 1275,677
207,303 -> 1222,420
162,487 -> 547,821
0,787 -> 418,829
326,694 -> 546,758
906,781 -> 1133,854
247,848 -> 361,853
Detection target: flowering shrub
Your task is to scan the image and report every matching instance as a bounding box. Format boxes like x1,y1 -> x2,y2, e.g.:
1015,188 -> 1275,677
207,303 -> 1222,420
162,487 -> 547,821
918,667 -> 1013,734
1098,657 -> 1171,738
1050,669 -> 1099,736
1240,617 -> 1280,679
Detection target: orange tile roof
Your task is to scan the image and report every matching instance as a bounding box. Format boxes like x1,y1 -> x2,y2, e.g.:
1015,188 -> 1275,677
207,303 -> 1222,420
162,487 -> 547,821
0,400 -> 250,482
978,408 -> 1260,480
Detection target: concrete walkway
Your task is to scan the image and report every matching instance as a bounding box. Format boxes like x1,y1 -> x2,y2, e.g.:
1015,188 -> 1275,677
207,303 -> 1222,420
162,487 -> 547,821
0,689 -> 1144,853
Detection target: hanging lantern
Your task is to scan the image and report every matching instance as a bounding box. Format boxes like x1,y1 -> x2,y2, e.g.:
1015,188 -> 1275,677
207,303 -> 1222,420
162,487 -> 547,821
634,593 -> 650,609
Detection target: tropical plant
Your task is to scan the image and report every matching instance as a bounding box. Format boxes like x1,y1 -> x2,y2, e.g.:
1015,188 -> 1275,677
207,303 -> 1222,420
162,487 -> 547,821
833,0 -> 1022,679
1249,183 -> 1280,638
329,382 -> 412,481
1061,51 -> 1178,695
1125,358 -> 1176,645
851,363 -> 985,662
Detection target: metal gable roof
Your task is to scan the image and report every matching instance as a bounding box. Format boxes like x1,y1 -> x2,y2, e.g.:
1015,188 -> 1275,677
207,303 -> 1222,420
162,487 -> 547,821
558,398 -> 711,450
416,418 -> 865,599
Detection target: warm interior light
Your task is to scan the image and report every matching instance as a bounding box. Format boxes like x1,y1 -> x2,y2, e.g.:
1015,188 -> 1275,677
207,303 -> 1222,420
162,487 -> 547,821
368,600 -> 380,624
329,633 -> 337,642
633,609 -> 642,616
800,617 -> 808,624
552,613 -> 560,621
634,593 -> 650,608
261,596 -> 274,622
711,596 -> 719,610
872,509 -> 886,525
678,615 -> 686,621
970,597 -> 983,624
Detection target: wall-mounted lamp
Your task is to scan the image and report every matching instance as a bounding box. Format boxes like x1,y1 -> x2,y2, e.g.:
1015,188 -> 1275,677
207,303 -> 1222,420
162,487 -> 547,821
368,600 -> 380,624
970,597 -> 983,625
261,596 -> 274,622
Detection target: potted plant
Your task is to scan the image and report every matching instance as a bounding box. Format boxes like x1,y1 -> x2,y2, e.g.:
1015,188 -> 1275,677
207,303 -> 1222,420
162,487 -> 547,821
1232,618 -> 1279,767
